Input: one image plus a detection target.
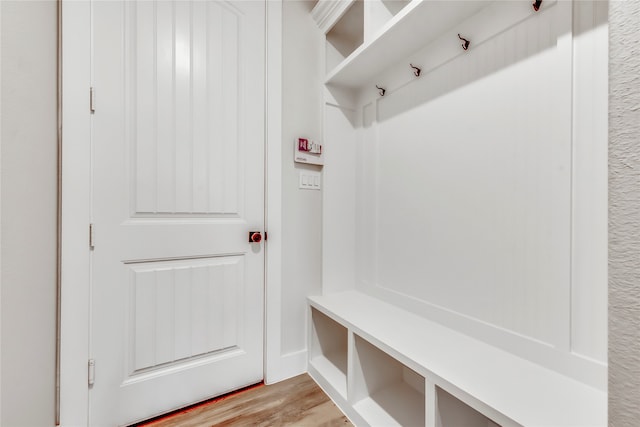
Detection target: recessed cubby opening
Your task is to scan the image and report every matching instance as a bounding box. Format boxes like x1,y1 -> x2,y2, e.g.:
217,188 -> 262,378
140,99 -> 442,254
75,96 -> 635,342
352,335 -> 425,426
325,0 -> 364,73
309,308 -> 348,398
363,0 -> 411,42
436,387 -> 501,427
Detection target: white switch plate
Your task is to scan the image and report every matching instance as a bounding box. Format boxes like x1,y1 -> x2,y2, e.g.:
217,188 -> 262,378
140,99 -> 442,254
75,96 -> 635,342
299,171 -> 321,190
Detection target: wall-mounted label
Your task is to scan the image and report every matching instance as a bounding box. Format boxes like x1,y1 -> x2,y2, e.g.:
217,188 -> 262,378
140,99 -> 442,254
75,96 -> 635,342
295,138 -> 324,166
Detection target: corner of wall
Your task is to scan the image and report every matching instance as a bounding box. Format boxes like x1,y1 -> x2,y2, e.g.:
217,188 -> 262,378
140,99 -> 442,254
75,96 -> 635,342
265,0 -> 313,386
0,1 -> 58,425
278,0 -> 324,365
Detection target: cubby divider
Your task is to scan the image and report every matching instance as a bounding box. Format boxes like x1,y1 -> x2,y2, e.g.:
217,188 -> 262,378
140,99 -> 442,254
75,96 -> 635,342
309,308 -> 348,398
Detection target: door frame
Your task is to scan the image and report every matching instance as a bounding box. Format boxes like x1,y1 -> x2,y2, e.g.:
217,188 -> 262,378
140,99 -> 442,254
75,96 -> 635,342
58,1 -> 283,425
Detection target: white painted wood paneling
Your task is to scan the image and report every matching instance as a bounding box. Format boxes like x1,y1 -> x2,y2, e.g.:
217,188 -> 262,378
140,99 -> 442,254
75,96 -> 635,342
365,2 -> 572,349
130,1 -> 241,215
60,1 -> 93,424
321,0 -> 606,387
570,0 -> 608,363
129,257 -> 242,373
316,0 -> 609,423
323,102 -> 357,294
61,1 -> 290,423
87,1 -> 265,424
355,102 -> 378,288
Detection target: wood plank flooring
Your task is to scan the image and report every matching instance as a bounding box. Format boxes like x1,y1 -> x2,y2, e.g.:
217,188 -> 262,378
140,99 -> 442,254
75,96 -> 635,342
138,374 -> 352,426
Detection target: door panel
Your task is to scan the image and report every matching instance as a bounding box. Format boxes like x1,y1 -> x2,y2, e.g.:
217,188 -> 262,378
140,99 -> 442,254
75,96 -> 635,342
130,0 -> 243,216
90,1 -> 265,425
128,256 -> 243,374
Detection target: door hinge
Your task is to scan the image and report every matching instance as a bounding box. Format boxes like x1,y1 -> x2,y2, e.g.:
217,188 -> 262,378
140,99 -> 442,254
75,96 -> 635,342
88,359 -> 95,386
89,223 -> 95,249
90,87 -> 96,113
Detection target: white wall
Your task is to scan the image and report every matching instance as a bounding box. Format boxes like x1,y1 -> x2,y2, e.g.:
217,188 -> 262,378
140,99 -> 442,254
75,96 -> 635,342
0,1 -> 58,426
280,0 -> 324,363
323,0 -> 607,389
609,0 -> 640,425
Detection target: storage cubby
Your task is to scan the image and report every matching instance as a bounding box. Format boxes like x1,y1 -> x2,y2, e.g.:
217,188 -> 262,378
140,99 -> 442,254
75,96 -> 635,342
363,0 -> 411,42
325,0 -> 364,74
436,387 -> 500,427
352,335 -> 425,426
309,308 -> 348,398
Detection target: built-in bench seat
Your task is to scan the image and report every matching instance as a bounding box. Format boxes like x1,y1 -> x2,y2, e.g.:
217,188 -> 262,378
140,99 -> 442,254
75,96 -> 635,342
308,291 -> 606,427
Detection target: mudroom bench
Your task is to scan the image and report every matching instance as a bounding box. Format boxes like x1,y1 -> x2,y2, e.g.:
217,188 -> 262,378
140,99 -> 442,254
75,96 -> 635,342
308,291 -> 606,427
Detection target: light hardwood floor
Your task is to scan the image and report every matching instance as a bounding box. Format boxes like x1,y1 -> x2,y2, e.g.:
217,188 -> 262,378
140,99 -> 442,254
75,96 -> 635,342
137,374 -> 352,426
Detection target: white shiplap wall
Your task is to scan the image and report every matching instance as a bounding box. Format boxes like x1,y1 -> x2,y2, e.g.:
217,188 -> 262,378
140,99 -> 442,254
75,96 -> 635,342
323,0 -> 608,390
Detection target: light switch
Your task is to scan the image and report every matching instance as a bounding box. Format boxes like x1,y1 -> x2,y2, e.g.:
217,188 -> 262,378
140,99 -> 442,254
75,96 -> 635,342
299,171 -> 321,190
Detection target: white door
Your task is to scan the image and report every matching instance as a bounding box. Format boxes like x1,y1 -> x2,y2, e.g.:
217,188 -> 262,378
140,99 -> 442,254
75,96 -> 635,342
89,1 -> 265,425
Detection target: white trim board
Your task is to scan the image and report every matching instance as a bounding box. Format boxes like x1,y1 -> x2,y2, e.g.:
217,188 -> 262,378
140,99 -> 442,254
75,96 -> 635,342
59,1 -> 287,424
0,1 -> 3,421
59,0 -> 91,424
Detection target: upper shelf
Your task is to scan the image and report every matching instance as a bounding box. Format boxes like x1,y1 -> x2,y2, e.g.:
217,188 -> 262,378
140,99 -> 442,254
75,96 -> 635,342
324,0 -> 492,88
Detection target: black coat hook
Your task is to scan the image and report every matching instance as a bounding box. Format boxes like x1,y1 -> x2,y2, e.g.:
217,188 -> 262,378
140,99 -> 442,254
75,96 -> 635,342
532,0 -> 542,11
458,33 -> 470,51
376,85 -> 386,96
410,64 -> 421,77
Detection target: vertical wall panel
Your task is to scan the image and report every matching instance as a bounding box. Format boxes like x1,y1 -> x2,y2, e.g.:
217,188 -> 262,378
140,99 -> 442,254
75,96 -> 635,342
355,102 -> 377,288
368,6 -> 571,347
571,0 -> 608,363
